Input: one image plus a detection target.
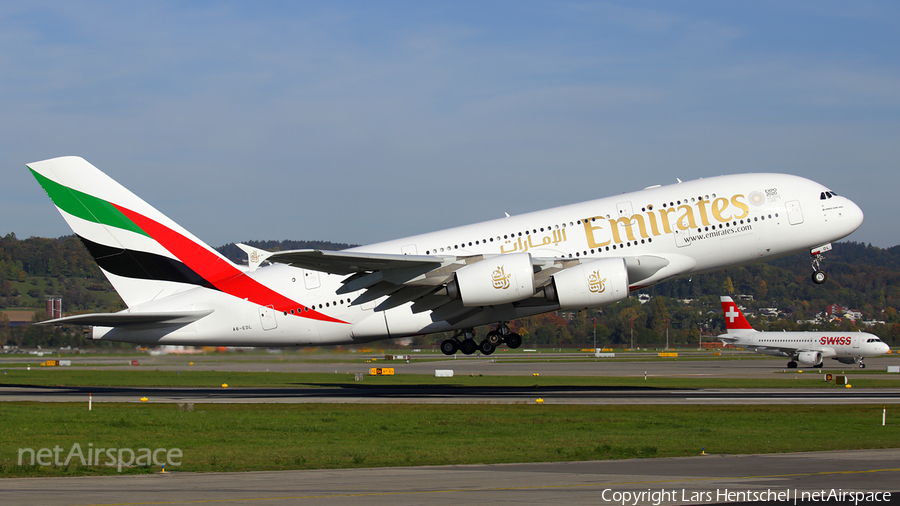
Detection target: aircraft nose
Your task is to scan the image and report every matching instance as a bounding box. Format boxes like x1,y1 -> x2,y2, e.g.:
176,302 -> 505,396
844,198 -> 864,232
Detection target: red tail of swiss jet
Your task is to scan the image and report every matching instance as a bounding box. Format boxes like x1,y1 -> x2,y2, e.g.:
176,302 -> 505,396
720,296 -> 756,334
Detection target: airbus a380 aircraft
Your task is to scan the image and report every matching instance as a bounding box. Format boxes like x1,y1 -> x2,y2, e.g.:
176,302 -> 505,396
30,156 -> 863,355
718,296 -> 888,368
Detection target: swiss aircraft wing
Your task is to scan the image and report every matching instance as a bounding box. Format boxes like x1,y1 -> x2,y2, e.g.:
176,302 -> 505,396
766,345 -> 828,357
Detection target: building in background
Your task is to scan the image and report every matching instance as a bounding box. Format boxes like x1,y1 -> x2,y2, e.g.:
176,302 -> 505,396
45,296 -> 62,320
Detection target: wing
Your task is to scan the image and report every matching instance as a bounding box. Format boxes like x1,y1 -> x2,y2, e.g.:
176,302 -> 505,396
239,244 -> 693,325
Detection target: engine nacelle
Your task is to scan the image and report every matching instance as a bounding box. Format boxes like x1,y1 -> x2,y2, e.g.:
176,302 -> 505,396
544,258 -> 629,309
797,351 -> 823,367
449,252 -> 536,307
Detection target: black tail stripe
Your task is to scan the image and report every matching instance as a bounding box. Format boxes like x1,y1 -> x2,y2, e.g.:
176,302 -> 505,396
78,235 -> 214,288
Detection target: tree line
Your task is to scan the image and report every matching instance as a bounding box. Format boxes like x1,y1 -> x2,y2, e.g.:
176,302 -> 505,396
2,233 -> 898,348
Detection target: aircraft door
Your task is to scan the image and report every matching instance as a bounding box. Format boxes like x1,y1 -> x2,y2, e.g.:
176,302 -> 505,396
852,336 -> 860,349
785,200 -> 804,225
616,202 -> 633,218
402,244 -> 417,255
259,305 -> 277,331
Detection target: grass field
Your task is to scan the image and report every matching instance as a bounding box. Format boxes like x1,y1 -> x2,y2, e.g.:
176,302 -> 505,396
1,368 -> 897,388
1,402 -> 896,478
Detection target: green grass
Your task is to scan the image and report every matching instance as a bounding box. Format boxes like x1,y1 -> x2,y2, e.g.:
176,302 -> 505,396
1,403 -> 896,478
1,369 -> 898,388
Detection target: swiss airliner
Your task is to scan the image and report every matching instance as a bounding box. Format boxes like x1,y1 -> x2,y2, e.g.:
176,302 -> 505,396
718,296 -> 888,368
29,156 -> 863,355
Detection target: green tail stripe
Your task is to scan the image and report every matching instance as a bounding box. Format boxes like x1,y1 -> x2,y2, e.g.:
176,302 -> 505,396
28,167 -> 150,238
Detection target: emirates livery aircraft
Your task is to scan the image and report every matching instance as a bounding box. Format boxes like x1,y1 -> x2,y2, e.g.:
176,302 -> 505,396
718,296 -> 888,368
30,156 -> 863,355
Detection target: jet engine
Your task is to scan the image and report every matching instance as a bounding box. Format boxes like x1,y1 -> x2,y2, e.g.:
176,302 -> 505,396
797,351 -> 823,367
543,258 -> 629,309
447,252 -> 536,306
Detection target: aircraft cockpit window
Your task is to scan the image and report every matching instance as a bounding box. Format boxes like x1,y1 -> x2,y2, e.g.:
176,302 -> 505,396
820,191 -> 838,200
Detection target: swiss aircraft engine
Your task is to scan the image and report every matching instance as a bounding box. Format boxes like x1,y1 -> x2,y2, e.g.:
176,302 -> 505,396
544,258 -> 629,309
447,252 -> 536,306
797,351 -> 823,367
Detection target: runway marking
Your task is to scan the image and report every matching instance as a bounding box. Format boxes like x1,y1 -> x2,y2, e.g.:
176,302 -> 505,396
61,466 -> 900,505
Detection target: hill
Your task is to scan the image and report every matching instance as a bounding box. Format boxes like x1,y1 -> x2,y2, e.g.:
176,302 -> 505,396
1,233 -> 898,348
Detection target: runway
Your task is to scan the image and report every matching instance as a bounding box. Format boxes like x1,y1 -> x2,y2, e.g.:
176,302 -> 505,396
1,449 -> 897,505
3,383 -> 900,404
3,352 -> 899,404
3,354 -> 900,505
4,351 -> 900,377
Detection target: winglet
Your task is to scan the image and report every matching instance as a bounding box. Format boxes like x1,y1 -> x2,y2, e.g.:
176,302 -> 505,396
236,243 -> 274,272
720,296 -> 755,334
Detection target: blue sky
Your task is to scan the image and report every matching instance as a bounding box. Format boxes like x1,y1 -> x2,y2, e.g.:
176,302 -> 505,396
2,1 -> 898,247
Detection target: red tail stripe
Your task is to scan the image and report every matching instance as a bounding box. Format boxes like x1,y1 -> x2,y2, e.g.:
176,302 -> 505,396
722,302 -> 753,330
113,204 -> 348,325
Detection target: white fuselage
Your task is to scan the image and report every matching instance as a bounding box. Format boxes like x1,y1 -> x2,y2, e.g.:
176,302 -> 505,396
725,330 -> 889,362
98,173 -> 864,346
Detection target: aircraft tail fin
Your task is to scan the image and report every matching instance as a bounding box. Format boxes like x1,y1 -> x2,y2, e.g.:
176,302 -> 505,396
28,156 -> 241,307
720,296 -> 755,334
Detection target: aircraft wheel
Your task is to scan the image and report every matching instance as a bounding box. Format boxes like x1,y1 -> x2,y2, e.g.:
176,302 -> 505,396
485,330 -> 502,346
505,332 -> 523,349
859,361 -> 866,369
814,363 -> 823,368
459,339 -> 477,355
787,361 -> 798,369
812,270 -> 827,284
440,339 -> 459,355
479,340 -> 495,355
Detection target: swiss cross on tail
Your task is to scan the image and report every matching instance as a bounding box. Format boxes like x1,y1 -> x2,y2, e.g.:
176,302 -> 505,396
720,296 -> 754,333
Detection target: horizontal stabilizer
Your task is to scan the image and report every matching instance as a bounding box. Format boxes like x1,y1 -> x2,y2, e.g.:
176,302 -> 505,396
36,309 -> 214,327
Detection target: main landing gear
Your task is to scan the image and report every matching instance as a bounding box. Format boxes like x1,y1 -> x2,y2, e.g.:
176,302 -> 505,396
440,323 -> 523,356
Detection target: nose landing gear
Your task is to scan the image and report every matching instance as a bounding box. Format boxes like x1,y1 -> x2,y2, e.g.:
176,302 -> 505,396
810,244 -> 831,284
